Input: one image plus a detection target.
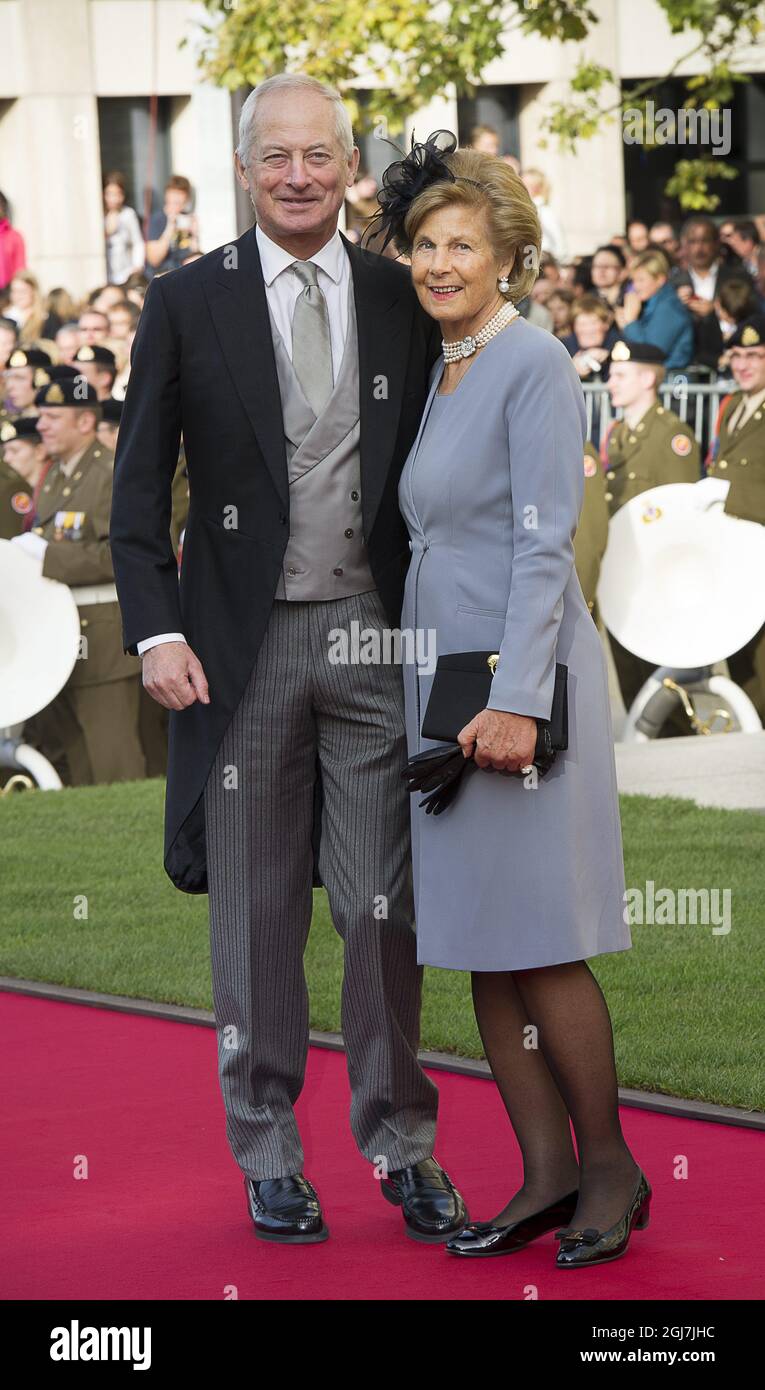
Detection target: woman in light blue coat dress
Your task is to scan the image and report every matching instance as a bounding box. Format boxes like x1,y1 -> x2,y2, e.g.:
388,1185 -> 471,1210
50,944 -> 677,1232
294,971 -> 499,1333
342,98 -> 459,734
371,133 -> 651,1269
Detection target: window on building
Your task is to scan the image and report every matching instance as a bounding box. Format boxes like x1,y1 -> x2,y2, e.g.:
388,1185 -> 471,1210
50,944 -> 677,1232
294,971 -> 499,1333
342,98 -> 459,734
97,96 -> 174,235
457,86 -> 519,159
622,75 -> 765,225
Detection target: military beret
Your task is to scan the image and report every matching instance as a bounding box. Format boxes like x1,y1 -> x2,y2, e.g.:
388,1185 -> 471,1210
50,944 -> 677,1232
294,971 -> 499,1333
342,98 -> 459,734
610,339 -> 666,364
48,364 -> 79,381
73,344 -> 117,368
727,314 -> 765,349
7,347 -> 52,369
1,415 -> 42,443
34,377 -> 101,408
100,396 -> 123,425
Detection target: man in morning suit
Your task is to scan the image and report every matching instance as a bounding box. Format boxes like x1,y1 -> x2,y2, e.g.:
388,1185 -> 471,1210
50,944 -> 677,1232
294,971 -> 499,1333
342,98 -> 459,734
110,73 -> 467,1245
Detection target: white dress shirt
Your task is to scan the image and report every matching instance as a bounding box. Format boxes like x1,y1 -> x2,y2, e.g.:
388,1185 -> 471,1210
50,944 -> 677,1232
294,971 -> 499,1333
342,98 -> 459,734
688,262 -> 721,301
137,223 -> 351,656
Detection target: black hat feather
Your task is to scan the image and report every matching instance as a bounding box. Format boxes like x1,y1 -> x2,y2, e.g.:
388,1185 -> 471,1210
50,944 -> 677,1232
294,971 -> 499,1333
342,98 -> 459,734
363,129 -> 464,254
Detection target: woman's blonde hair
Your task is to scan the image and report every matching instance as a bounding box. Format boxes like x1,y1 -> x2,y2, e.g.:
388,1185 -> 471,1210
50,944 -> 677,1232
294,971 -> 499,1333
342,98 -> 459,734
12,271 -> 48,345
631,249 -> 670,282
402,148 -> 542,303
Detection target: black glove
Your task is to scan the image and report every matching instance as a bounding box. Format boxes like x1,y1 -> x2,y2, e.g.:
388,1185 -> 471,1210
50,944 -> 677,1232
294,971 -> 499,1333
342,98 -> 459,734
401,743 -> 476,815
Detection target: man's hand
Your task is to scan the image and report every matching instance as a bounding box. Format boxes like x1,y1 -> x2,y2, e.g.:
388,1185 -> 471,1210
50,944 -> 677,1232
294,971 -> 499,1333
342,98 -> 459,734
687,295 -> 716,317
620,290 -> 641,324
457,708 -> 537,773
141,641 -> 210,710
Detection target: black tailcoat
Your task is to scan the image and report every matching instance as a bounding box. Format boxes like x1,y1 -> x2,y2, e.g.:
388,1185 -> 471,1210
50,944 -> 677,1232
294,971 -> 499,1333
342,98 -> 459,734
110,226 -> 441,892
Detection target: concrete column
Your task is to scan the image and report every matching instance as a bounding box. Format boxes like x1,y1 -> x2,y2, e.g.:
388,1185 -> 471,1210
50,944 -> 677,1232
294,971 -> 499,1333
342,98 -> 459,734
0,0 -> 106,296
516,0 -> 625,256
517,78 -> 626,256
170,85 -> 239,254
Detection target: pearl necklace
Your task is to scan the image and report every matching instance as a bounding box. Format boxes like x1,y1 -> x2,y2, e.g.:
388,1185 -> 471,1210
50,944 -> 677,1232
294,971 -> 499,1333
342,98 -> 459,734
441,300 -> 519,362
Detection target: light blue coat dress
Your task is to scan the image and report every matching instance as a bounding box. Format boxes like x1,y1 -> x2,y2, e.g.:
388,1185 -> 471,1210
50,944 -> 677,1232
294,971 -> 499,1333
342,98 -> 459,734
398,318 -> 631,971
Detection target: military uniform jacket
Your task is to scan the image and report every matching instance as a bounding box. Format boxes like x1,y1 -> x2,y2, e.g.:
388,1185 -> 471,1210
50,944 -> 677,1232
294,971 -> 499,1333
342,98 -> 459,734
0,459 -> 34,539
602,402 -> 700,515
706,390 -> 765,526
575,443 -> 610,610
33,439 -> 141,688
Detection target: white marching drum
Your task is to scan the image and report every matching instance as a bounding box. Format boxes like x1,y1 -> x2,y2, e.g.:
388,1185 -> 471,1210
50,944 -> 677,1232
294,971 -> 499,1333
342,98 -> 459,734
0,538 -> 81,788
597,481 -> 765,739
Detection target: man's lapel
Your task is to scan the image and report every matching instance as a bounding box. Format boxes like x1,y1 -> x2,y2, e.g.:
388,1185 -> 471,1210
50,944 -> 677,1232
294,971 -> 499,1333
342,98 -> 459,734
202,225 -> 415,533
203,227 -> 289,510
341,232 -> 414,540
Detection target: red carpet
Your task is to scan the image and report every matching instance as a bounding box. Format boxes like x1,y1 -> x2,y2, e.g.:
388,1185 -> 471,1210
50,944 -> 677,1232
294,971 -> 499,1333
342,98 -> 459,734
2,992 -> 762,1301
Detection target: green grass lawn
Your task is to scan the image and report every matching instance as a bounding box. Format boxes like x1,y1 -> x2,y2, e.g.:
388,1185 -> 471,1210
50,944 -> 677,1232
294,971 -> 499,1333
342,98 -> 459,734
1,779 -> 763,1110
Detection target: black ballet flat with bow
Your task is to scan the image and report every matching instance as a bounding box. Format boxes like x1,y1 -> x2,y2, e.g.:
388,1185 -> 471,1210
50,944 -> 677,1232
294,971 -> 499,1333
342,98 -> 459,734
555,1170 -> 651,1268
444,1188 -> 579,1257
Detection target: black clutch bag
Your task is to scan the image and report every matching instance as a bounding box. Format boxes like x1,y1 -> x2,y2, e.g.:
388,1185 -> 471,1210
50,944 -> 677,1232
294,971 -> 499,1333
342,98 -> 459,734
402,653 -> 568,815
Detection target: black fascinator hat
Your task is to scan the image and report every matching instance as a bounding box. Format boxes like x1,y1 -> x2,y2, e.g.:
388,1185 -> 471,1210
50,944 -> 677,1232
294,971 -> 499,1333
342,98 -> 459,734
364,129 -> 474,255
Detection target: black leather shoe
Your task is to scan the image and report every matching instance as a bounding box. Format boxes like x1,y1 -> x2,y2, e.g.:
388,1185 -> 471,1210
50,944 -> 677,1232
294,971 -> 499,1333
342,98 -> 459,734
555,1170 -> 651,1268
445,1188 -> 579,1257
245,1174 -> 329,1244
380,1157 -> 467,1243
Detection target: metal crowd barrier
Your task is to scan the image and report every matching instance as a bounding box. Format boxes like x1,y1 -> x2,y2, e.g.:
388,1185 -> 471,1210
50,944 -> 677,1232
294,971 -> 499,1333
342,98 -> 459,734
582,374 -> 735,457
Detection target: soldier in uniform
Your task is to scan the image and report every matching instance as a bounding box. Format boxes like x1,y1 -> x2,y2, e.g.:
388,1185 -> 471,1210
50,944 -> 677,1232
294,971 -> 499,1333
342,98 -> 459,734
96,396 -> 122,454
574,442 -> 609,615
602,339 -> 701,719
3,347 -> 52,421
0,416 -> 49,538
10,377 -> 145,784
706,313 -> 765,719
72,343 -> 119,401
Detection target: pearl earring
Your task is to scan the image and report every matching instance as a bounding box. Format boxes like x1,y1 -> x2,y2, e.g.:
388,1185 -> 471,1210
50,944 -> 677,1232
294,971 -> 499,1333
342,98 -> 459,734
498,275 -> 510,294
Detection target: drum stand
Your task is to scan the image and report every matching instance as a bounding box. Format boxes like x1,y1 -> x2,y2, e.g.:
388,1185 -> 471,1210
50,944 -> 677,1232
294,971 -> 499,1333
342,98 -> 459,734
0,727 -> 63,790
623,667 -> 763,742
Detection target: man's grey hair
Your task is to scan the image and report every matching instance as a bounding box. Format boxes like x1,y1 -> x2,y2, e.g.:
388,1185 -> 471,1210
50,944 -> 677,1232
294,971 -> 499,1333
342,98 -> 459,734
236,74 -> 355,168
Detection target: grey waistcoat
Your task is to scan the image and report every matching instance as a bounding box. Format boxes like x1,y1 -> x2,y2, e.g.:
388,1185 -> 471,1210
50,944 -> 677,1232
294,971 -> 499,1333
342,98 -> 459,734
270,275 -> 377,601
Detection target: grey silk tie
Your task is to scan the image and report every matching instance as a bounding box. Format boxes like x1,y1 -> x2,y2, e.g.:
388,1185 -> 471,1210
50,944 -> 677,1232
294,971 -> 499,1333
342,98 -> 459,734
290,260 -> 334,415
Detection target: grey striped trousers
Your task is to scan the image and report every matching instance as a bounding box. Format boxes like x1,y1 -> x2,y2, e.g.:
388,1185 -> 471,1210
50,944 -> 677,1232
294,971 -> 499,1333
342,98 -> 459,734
203,589 -> 439,1180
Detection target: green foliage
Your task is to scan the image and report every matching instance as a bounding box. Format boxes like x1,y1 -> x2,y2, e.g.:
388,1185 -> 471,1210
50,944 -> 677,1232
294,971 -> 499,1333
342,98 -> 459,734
195,0 -> 760,207
195,0 -> 507,135
665,156 -> 738,209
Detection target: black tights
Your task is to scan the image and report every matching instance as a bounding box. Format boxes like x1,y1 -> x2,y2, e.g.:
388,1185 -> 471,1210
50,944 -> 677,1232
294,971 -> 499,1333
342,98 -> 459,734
471,961 -> 641,1232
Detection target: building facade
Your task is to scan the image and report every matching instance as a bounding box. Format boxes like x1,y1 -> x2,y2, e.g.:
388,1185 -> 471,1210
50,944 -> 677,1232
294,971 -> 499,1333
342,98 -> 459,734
1,0 -> 763,296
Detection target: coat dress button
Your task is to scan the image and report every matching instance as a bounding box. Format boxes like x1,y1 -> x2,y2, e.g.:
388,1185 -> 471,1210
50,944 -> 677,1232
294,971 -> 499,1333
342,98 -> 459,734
333,567 -> 343,576
344,528 -> 354,538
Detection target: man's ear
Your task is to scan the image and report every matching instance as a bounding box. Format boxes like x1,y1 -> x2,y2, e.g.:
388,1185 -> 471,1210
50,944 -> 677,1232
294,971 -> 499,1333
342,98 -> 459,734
345,146 -> 361,189
234,152 -> 249,191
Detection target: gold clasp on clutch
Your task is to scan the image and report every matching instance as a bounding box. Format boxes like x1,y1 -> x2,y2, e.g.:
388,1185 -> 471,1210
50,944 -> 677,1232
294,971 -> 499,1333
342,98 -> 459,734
487,654 -> 499,675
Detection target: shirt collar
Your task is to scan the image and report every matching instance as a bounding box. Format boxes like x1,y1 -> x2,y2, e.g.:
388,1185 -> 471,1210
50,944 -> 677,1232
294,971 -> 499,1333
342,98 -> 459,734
57,443 -> 90,477
690,260 -> 719,282
255,223 -> 347,287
